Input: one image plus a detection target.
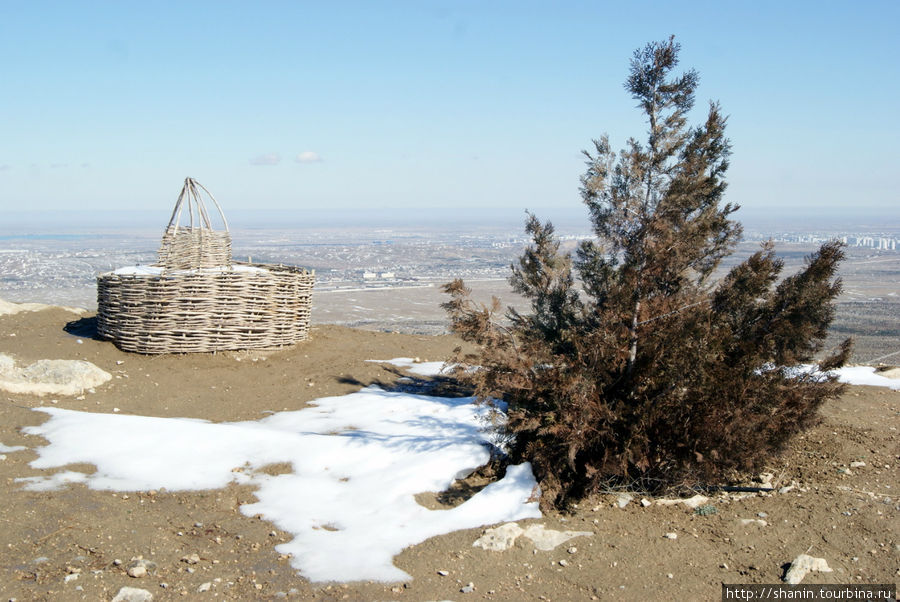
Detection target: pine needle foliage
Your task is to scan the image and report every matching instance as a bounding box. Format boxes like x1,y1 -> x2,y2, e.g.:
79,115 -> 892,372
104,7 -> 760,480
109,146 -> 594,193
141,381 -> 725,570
442,37 -> 851,509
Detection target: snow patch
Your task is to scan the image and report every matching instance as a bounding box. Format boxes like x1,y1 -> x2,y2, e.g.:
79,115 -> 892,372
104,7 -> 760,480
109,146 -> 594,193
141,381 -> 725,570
17,385 -> 540,582
111,264 -> 266,276
797,365 -> 900,391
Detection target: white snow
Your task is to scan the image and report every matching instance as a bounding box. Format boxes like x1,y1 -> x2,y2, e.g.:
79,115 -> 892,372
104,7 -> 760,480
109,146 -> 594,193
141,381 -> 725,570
111,264 -> 266,276
17,384 -> 540,582
799,365 -> 900,391
0,442 -> 26,453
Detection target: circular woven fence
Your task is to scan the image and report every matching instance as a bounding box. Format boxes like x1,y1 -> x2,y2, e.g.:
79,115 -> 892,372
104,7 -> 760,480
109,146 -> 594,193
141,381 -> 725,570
96,178 -> 315,354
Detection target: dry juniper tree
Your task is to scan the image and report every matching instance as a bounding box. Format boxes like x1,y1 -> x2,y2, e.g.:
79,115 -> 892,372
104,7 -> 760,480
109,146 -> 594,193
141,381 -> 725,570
442,37 -> 852,509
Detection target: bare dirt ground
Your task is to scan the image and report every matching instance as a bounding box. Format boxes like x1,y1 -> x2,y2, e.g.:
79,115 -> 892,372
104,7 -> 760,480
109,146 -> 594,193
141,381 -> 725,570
1,307 -> 898,601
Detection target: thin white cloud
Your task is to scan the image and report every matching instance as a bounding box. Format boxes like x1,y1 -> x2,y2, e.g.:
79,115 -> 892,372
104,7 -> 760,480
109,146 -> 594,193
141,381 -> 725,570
295,151 -> 323,164
250,153 -> 282,166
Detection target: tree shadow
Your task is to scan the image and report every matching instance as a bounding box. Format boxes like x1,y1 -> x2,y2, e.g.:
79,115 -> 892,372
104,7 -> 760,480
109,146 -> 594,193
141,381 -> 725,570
336,365 -> 474,398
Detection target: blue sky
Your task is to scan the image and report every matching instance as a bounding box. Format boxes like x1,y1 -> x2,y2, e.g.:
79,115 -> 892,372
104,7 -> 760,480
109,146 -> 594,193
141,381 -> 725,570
1,1 -> 897,226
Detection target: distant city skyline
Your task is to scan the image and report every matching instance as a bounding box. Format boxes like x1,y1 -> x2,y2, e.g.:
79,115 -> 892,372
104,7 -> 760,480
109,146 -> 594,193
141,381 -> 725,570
1,1 -> 897,223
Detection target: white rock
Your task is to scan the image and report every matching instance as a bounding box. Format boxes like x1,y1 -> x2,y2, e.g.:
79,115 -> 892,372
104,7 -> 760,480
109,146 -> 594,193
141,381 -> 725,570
473,522 -> 593,552
521,524 -> 593,551
640,498 -> 652,507
473,522 -> 525,551
64,573 -> 79,583
615,493 -> 633,508
664,532 -> 678,540
460,582 -> 475,594
437,569 -> 449,576
181,553 -> 201,564
125,557 -> 156,578
111,587 -> 154,602
0,353 -> 112,396
738,518 -> 768,527
850,461 -> 866,468
656,494 -> 708,509
783,554 -> 833,584
197,582 -> 213,592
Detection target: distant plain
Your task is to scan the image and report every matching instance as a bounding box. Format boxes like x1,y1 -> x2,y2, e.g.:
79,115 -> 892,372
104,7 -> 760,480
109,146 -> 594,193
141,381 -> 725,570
1,220 -> 897,364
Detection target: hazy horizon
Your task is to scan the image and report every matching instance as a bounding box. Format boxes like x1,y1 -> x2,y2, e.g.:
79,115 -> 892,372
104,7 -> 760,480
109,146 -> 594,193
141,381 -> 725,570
2,204 -> 898,235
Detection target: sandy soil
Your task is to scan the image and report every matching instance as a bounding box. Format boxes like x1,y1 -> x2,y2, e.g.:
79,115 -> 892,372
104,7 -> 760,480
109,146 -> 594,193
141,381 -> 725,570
1,307 -> 897,601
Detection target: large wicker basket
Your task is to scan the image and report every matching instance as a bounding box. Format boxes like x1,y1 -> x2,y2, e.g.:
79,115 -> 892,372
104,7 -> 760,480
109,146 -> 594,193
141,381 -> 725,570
96,178 -> 314,354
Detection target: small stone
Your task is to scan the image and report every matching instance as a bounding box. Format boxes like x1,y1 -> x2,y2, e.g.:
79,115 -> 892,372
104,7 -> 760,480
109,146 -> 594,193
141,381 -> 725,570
850,461 -> 866,468
667,573 -> 674,579
197,582 -> 212,593
738,518 -> 768,527
460,582 -> 475,594
721,563 -> 729,569
784,554 -> 832,584
757,512 -> 768,518
558,559 -> 569,567
615,493 -> 633,508
64,573 -> 79,583
181,553 -> 201,564
664,532 -> 678,539
111,587 -> 154,602
437,570 -> 449,576
125,557 -> 156,578
640,498 -> 652,507
656,494 -> 708,508
194,522 -> 204,528
473,522 -> 524,551
116,360 -> 124,365
567,546 -> 577,554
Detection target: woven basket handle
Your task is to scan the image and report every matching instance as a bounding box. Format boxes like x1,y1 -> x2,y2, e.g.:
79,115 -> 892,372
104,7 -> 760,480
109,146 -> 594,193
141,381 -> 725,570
166,177 -> 230,233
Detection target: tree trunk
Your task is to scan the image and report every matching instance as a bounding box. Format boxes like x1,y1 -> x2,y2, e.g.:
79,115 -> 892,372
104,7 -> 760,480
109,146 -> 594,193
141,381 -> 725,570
625,298 -> 640,378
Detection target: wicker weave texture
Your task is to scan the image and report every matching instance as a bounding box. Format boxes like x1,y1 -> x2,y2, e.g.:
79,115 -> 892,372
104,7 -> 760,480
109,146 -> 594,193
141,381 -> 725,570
97,263 -> 314,354
157,226 -> 233,270
97,177 -> 315,354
